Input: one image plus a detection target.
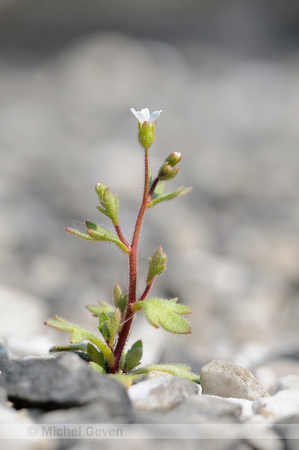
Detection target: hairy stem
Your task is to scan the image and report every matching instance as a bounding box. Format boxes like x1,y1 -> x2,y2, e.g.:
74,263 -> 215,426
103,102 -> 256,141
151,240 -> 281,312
111,149 -> 149,372
115,224 -> 131,251
138,282 -> 152,303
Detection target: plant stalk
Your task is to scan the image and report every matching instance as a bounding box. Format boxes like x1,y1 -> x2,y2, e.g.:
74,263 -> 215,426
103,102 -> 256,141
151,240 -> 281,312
111,149 -> 149,372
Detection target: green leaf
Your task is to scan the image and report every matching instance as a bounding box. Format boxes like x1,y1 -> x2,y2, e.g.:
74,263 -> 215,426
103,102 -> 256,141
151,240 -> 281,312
108,373 -> 140,388
147,186 -> 192,208
113,284 -> 127,316
89,361 -> 106,374
49,343 -> 88,353
45,316 -> 115,366
65,222 -> 130,254
65,227 -> 93,240
87,343 -> 107,371
86,222 -> 130,254
108,308 -> 121,347
86,301 -> 115,317
98,313 -> 110,343
152,181 -> 165,199
132,364 -> 200,383
132,298 -> 192,334
124,340 -> 143,373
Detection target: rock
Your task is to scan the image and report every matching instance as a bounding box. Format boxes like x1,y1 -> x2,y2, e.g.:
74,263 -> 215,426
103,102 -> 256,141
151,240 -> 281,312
222,397 -> 254,421
273,413 -> 299,450
5,335 -> 54,359
277,375 -> 299,392
0,339 -> 9,370
149,394 -> 244,424
0,403 -> 54,450
128,376 -> 199,411
253,389 -> 299,420
0,286 -> 49,338
0,353 -> 132,421
200,359 -> 270,400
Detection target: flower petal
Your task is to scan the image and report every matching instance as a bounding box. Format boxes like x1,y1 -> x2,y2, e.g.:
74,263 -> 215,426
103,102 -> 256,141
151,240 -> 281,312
149,110 -> 162,123
140,108 -> 150,122
131,107 -> 162,124
130,108 -> 146,123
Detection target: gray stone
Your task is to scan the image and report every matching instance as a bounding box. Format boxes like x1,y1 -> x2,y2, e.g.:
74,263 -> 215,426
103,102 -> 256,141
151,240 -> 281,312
0,339 -> 9,370
0,353 -> 132,420
200,359 -> 270,400
0,403 -> 54,450
128,376 -> 199,411
253,389 -> 299,420
273,413 -> 299,450
134,394 -> 243,424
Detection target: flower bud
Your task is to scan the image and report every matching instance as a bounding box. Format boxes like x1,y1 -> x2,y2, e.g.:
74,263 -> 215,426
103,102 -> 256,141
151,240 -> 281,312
102,188 -> 119,225
158,164 -> 180,181
95,183 -> 106,202
165,152 -> 181,167
147,246 -> 167,285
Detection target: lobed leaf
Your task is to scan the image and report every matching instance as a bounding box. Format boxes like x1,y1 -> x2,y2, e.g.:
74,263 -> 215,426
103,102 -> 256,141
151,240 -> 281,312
86,222 -> 130,254
45,316 -> 115,366
132,298 -> 192,334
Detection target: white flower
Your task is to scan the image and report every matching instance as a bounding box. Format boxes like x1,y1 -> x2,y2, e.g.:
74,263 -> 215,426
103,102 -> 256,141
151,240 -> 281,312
130,108 -> 162,124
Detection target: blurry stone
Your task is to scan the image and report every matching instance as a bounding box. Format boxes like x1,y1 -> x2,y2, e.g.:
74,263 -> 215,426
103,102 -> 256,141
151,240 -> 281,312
253,366 -> 278,395
5,335 -> 54,359
222,397 -> 254,421
0,404 -> 55,450
0,339 -> 9,370
159,394 -> 243,424
277,375 -> 299,392
128,376 -> 199,411
253,389 -> 299,420
273,413 -> 299,450
0,353 -> 132,420
200,359 -> 270,400
0,286 -> 49,338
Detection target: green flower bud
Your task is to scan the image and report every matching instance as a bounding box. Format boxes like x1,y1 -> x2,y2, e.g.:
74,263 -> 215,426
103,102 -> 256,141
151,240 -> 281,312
165,152 -> 181,167
158,164 -> 180,181
147,246 -> 167,285
102,188 -> 119,225
95,183 -> 106,202
138,121 -> 156,150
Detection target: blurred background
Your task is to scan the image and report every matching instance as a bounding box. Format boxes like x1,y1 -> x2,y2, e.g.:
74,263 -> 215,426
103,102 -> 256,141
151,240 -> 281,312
1,0 -> 299,385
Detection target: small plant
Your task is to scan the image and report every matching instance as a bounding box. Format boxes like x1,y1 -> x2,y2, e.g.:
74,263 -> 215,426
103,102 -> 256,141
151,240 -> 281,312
45,108 -> 199,387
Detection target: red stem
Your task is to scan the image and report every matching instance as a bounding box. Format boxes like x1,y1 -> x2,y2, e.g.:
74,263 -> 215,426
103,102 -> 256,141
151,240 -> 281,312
138,282 -> 152,303
111,149 -> 149,372
115,224 -> 131,251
